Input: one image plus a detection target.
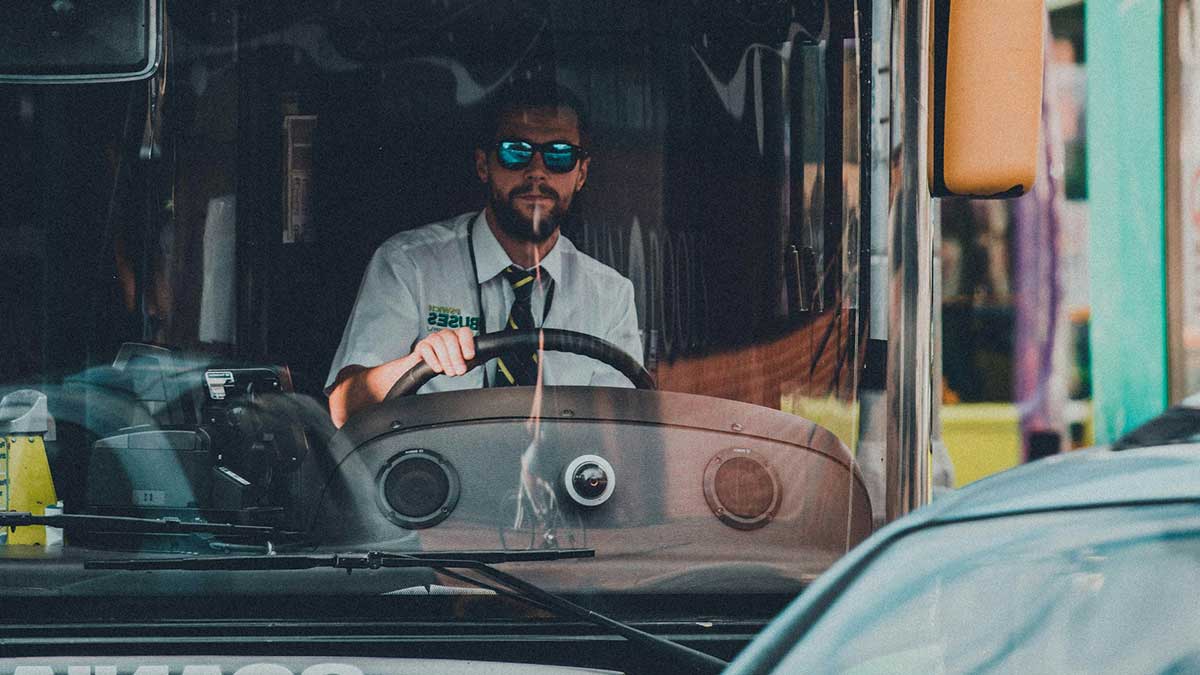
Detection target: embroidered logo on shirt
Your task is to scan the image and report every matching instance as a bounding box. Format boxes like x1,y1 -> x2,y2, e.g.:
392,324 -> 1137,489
427,305 -> 479,331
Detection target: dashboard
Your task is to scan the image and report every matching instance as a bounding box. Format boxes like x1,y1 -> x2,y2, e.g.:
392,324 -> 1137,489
311,386 -> 873,594
2,349 -> 872,674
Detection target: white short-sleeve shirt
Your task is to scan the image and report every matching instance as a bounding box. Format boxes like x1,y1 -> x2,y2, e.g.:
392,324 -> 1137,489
325,211 -> 642,395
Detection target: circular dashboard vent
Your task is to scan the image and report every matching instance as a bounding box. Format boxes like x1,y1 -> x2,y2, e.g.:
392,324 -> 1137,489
703,449 -> 780,530
376,449 -> 460,529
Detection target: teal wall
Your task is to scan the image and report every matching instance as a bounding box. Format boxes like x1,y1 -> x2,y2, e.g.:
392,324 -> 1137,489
1085,0 -> 1168,442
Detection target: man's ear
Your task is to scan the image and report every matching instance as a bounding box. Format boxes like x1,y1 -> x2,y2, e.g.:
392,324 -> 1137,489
575,156 -> 590,192
475,148 -> 490,183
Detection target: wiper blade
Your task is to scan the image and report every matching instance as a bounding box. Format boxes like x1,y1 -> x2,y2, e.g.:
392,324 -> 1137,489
85,548 -> 728,674
85,548 -> 594,570
1112,405 -> 1200,451
0,511 -> 299,541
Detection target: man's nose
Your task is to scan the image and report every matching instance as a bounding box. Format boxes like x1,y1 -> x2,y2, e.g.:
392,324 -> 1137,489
522,151 -> 549,178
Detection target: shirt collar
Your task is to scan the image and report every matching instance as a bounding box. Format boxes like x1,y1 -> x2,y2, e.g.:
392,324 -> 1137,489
471,210 -> 566,287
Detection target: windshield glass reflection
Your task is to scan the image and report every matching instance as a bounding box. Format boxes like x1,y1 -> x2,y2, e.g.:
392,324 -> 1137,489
0,0 -> 873,617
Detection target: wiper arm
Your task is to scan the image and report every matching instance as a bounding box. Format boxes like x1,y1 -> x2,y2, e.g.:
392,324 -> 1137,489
85,548 -> 728,674
85,548 -> 595,570
0,511 -> 299,541
1111,405 -> 1200,451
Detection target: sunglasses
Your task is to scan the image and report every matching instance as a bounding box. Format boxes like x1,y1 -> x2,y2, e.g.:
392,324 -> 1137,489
493,138 -> 588,173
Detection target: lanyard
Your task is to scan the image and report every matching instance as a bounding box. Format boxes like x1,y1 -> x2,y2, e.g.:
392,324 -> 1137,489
467,214 -> 557,385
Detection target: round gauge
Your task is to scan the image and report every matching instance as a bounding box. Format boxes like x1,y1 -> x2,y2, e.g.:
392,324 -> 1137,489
703,448 -> 781,530
375,449 -> 460,529
562,454 -> 616,507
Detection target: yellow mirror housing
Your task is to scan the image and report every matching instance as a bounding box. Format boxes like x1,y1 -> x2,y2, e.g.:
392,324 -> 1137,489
930,0 -> 1045,198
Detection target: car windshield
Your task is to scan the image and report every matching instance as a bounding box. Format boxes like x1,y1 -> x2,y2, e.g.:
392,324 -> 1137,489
1,0 -> 875,627
776,504 -> 1200,674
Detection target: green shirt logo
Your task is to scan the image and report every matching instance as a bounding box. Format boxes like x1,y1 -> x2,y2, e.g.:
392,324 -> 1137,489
427,305 -> 479,331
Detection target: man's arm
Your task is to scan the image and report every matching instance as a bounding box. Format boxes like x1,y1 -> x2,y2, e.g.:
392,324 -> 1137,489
328,327 -> 477,427
590,277 -> 643,387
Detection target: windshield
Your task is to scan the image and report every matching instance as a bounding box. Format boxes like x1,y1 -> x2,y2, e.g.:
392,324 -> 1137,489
0,0 -> 873,628
776,504 -> 1200,674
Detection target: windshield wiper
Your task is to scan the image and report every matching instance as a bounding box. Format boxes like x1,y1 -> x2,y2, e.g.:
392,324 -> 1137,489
1111,405 -> 1200,451
86,548 -> 728,674
86,548 -> 594,570
0,511 -> 299,541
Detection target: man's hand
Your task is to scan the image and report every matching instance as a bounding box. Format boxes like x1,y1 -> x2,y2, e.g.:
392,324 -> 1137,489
328,327 -> 478,428
413,327 -> 477,377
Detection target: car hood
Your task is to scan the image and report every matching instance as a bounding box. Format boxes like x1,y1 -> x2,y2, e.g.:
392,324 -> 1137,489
926,444 -> 1200,522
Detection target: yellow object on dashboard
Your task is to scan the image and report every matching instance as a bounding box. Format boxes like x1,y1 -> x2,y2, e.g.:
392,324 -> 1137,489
0,390 -> 58,546
1,434 -> 57,545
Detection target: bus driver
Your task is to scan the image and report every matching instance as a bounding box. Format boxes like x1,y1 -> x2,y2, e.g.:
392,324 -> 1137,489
325,83 -> 642,427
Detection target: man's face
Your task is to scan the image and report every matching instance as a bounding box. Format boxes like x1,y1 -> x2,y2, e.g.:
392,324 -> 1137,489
475,105 -> 590,243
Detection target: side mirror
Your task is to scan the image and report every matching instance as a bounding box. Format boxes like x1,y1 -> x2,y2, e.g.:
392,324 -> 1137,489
929,0 -> 1045,198
0,0 -> 162,84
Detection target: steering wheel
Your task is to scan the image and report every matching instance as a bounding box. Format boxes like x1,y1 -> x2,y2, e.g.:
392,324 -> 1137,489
384,329 -> 655,399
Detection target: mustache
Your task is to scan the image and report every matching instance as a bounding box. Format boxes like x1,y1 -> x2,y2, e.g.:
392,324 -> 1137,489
508,182 -> 561,202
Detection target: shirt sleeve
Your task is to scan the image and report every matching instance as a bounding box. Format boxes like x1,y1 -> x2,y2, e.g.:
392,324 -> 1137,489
589,276 -> 644,388
324,245 -> 422,393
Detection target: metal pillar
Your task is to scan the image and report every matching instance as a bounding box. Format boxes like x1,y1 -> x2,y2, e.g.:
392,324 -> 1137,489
885,0 -> 935,521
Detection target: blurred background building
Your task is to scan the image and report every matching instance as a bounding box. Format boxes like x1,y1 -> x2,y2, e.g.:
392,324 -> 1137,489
939,0 -> 1199,485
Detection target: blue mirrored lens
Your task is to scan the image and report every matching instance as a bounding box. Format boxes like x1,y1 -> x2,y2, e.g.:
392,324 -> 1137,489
496,140 -> 580,173
542,145 -> 577,171
498,142 -> 533,168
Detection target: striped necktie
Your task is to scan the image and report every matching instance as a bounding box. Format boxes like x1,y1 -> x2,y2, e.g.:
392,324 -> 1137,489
494,265 -> 545,387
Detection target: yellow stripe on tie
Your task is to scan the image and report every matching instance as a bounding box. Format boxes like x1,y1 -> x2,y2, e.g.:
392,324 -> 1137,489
509,317 -> 519,330
531,353 -> 539,363
512,276 -> 534,289
497,358 -> 516,384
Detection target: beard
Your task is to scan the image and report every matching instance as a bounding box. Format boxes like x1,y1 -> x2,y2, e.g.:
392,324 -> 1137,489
489,181 -> 569,244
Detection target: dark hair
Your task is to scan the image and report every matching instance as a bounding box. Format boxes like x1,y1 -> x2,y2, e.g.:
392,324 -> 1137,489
479,80 -> 591,149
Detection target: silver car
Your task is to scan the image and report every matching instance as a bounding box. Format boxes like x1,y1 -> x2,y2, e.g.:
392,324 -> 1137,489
727,410 -> 1200,675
